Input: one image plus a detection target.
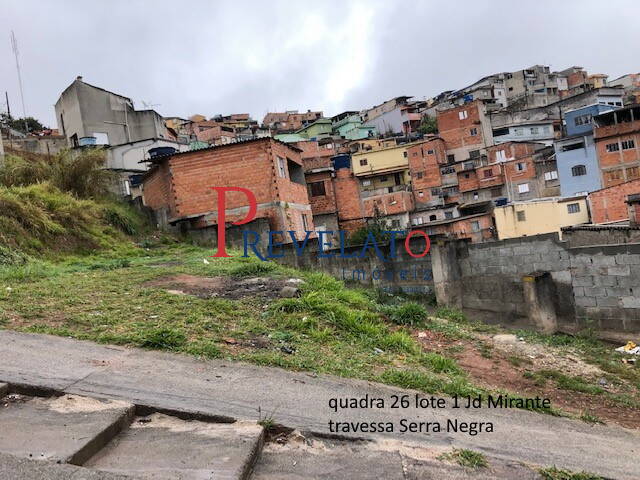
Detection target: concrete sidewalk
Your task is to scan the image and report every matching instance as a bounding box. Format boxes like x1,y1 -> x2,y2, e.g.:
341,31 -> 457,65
1,330 -> 638,479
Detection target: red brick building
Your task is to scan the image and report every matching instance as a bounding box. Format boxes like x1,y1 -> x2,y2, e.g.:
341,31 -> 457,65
436,100 -> 493,163
333,166 -> 367,234
588,178 -> 640,224
142,137 -> 313,242
406,137 -> 448,206
593,105 -> 640,188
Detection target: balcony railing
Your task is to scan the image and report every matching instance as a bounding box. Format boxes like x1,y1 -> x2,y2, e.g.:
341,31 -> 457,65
360,184 -> 411,198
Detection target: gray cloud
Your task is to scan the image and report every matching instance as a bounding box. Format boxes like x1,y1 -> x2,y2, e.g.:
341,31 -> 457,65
2,0 -> 639,128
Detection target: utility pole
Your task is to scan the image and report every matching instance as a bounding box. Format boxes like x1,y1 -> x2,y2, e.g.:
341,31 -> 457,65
0,128 -> 5,168
10,31 -> 28,133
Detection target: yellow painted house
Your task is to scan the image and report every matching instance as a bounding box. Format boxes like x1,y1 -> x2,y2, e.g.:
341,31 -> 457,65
351,142 -> 416,176
493,197 -> 590,240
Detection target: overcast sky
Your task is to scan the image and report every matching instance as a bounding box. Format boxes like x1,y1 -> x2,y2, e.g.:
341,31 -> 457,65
2,0 -> 639,128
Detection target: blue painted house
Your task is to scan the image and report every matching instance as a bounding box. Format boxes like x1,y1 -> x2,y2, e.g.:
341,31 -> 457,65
554,104 -> 616,196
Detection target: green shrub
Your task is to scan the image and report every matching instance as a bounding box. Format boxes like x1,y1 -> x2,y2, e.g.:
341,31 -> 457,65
386,302 -> 427,326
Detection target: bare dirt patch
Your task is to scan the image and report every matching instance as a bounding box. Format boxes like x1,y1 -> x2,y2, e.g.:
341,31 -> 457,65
144,274 -> 301,301
453,339 -> 639,429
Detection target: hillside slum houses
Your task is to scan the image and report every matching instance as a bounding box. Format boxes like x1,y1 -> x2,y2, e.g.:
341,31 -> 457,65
20,64 -> 640,244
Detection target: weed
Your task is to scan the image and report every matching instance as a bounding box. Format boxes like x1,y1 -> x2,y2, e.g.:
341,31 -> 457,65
230,261 -> 278,276
438,448 -> 488,469
535,370 -> 604,395
477,342 -> 494,359
435,306 -> 467,323
579,411 -> 604,424
139,327 -> 187,350
507,355 -> 531,367
538,466 -> 603,480
385,302 -> 427,326
420,352 -> 462,374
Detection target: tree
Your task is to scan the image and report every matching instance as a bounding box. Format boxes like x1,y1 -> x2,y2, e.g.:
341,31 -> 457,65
417,115 -> 438,135
0,113 -> 47,134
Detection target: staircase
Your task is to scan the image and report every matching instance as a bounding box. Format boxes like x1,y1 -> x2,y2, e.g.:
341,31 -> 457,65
0,383 -> 264,479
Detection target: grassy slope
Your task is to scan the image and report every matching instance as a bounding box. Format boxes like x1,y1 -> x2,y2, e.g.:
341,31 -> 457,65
0,241 -> 490,398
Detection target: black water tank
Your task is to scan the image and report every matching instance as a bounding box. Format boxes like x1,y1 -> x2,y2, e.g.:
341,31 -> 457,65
149,146 -> 177,158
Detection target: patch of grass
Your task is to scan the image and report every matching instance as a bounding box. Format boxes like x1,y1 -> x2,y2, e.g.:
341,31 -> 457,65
579,411 -> 604,424
477,342 -> 494,359
535,370 -> 604,395
384,302 -> 427,326
230,261 -> 278,276
423,317 -> 472,340
538,466 -> 603,480
139,327 -> 187,350
507,355 -> 531,368
420,352 -> 462,374
435,306 -> 467,323
438,448 -> 488,469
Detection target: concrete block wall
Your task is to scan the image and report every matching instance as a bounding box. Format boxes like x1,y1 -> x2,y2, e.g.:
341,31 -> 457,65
569,243 -> 640,332
453,234 -> 573,327
433,232 -> 640,334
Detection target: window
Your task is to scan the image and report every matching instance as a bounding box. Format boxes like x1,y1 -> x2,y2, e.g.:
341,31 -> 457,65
458,110 -> 468,120
567,203 -> 581,214
544,170 -> 558,181
514,128 -> 523,136
518,183 -> 530,194
516,210 -> 526,222
441,166 -> 455,175
530,127 -> 539,134
416,171 -> 424,179
516,162 -> 526,172
362,179 -> 371,186
390,219 -> 401,228
622,139 -> 636,150
277,156 -> 287,177
427,149 -> 434,155
473,192 -> 479,200
606,142 -> 620,152
309,181 -> 326,197
301,213 -> 309,231
418,191 -> 424,197
380,176 -> 388,182
359,158 -> 368,166
403,151 -> 408,157
496,150 -> 507,162
574,114 -> 592,126
571,165 -> 587,176
447,154 -> 455,162
429,215 -> 437,221
444,211 -> 453,219
470,127 -> 478,136
491,187 -> 502,198
471,221 -> 480,232
469,149 -> 480,159
483,169 -> 493,178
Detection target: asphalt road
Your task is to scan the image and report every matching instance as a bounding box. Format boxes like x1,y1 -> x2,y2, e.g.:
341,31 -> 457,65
1,330 -> 637,479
